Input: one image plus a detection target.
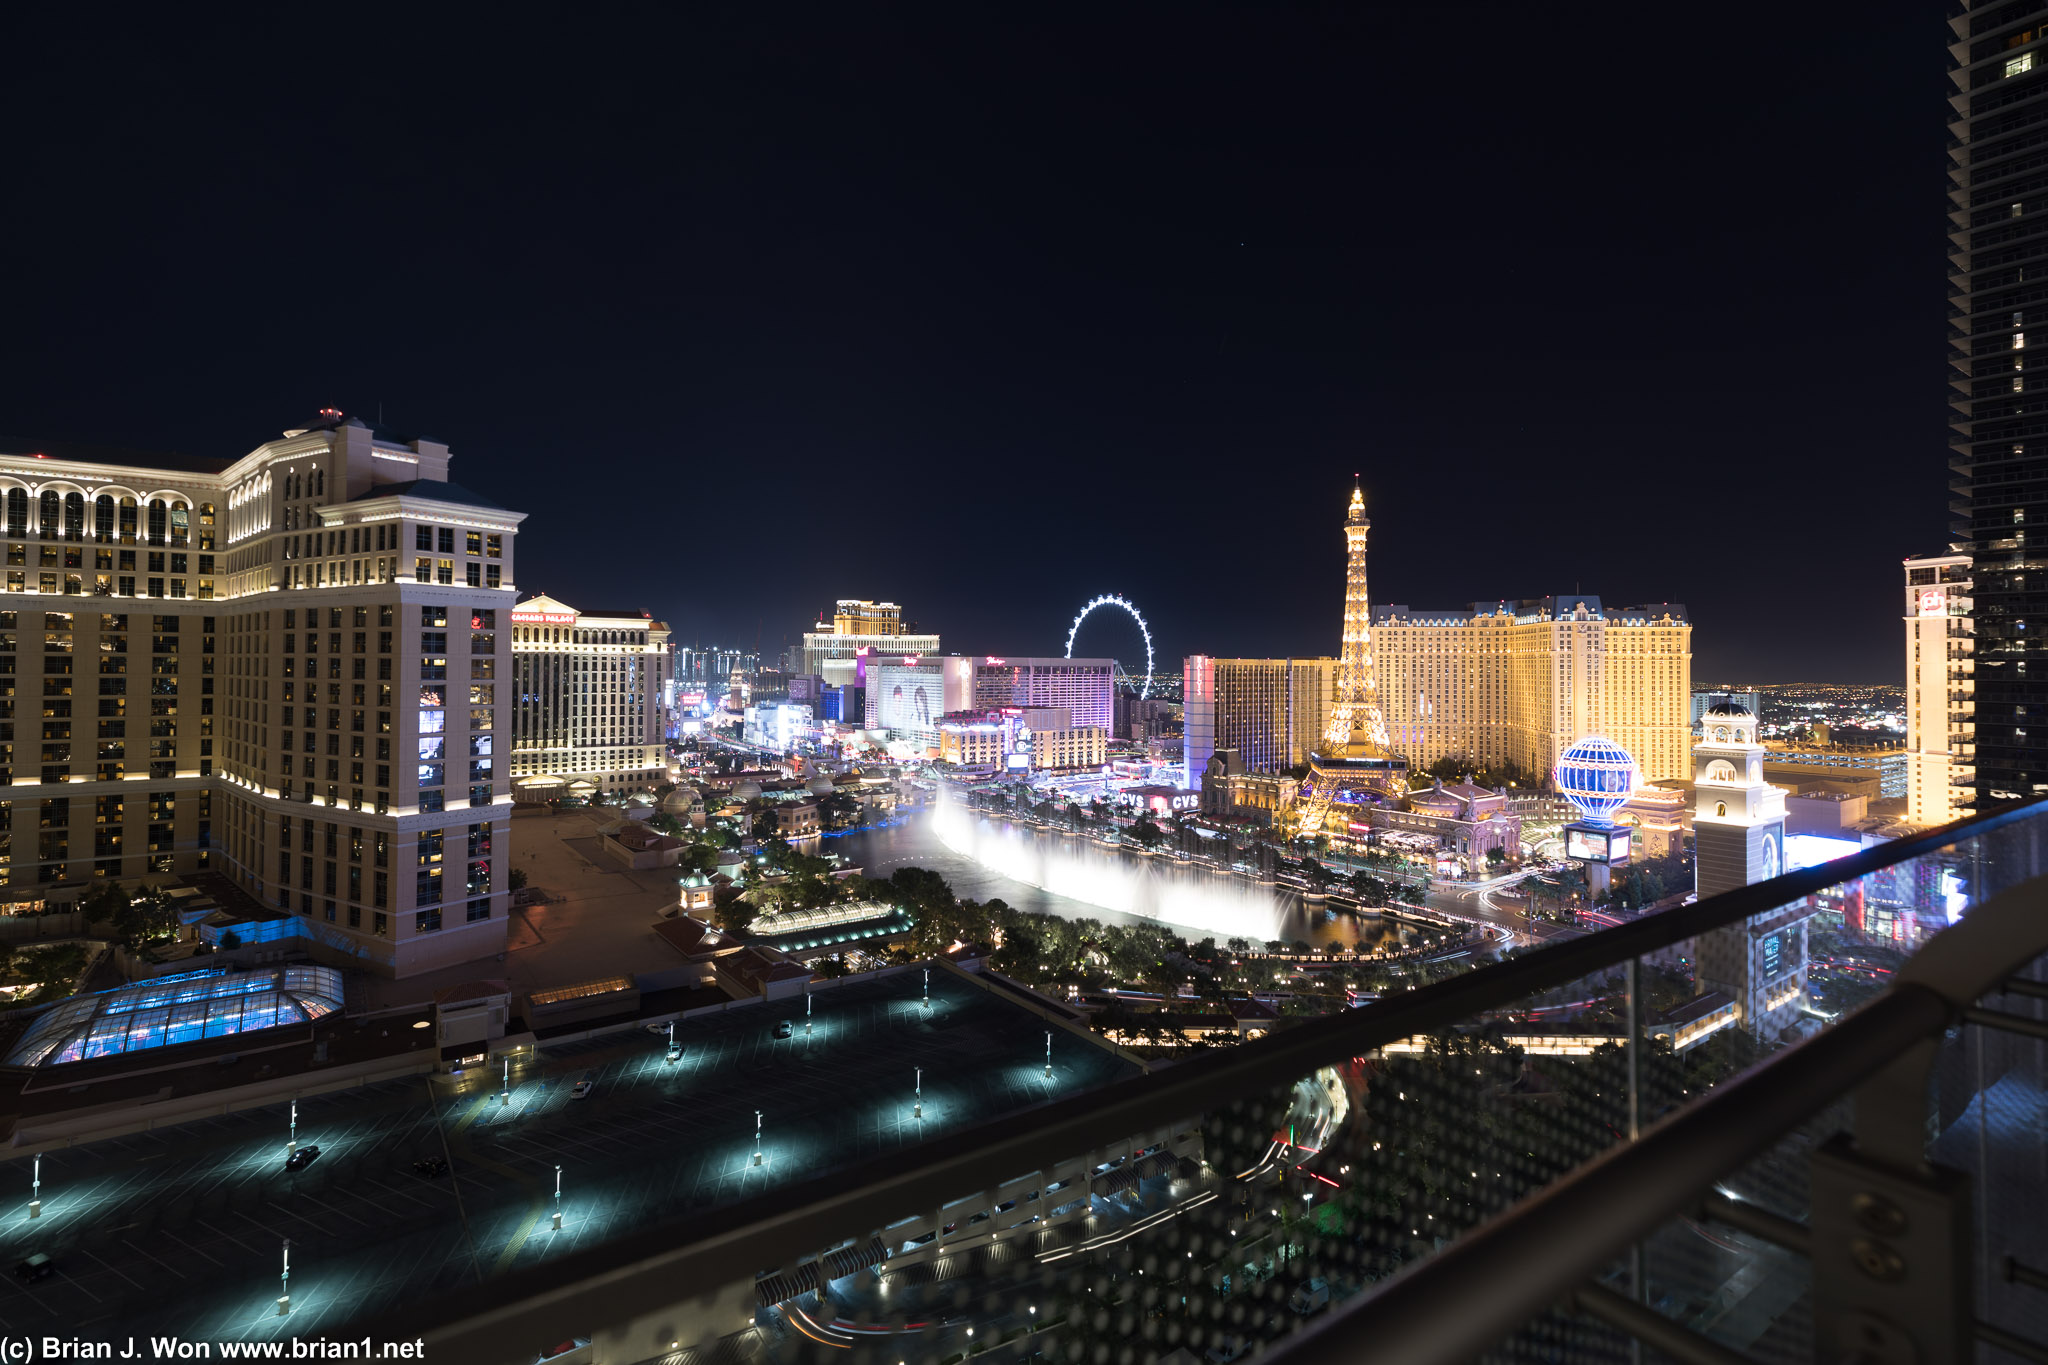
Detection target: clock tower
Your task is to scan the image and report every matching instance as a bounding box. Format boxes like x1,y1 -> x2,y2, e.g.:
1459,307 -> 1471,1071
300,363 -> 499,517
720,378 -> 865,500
1692,701 -> 1808,1042
1693,702 -> 1785,896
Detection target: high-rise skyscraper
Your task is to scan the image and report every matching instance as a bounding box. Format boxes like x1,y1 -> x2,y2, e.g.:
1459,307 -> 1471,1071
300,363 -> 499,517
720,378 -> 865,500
1903,554 -> 1975,827
1372,597 -> 1693,784
0,412 -> 521,977
800,599 -> 939,684
507,594 -> 673,799
1179,655 -> 1337,788
1950,5 -> 2048,807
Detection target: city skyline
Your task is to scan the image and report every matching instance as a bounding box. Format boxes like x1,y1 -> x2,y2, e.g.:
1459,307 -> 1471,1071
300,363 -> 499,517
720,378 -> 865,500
2,8 -> 1935,684
0,7 -> 2035,1365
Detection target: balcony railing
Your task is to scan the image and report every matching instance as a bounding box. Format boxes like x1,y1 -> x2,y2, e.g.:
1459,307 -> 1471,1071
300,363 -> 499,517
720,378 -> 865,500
357,801 -> 2048,1365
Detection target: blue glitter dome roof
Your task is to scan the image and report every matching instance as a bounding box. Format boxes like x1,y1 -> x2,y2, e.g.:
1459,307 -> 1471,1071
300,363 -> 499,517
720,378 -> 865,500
1552,735 -> 1638,826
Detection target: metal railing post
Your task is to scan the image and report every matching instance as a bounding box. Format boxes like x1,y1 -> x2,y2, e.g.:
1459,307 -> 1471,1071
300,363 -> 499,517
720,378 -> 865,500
1625,954 -> 1644,1365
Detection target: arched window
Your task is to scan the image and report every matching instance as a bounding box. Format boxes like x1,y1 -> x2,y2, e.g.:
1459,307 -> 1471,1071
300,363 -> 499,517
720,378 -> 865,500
1705,760 -> 1737,784
147,499 -> 167,545
119,497 -> 137,544
288,474 -> 298,501
197,502 -> 214,551
1715,802 -> 1727,818
170,502 -> 188,546
93,495 -> 114,542
313,469 -> 324,497
5,489 -> 26,537
63,492 -> 84,541
38,491 -> 59,539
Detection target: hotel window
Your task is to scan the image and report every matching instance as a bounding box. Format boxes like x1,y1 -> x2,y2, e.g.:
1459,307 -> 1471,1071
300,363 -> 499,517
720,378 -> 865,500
2009,52 -> 2034,77
414,558 -> 431,582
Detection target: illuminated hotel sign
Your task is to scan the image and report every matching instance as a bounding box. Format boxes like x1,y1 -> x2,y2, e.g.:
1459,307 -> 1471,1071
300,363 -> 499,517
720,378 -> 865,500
511,606 -> 578,626
1918,589 -> 1947,617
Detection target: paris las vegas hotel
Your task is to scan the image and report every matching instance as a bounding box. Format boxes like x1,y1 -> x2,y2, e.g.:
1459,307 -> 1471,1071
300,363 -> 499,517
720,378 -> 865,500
0,410 -> 528,977
1192,597 -> 1692,789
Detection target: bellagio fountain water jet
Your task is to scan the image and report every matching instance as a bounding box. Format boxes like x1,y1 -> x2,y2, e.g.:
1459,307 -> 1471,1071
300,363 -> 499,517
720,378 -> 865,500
929,793 -> 1287,941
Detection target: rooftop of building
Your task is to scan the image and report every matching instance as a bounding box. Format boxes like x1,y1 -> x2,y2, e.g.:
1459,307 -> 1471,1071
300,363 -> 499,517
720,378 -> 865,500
0,437 -> 234,475
1408,778 -> 1507,806
1373,598 -> 1690,625
355,477 -> 507,510
0,966 -> 1139,1344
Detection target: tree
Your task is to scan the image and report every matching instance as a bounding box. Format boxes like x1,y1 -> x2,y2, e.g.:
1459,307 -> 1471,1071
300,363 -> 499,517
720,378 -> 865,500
218,929 -> 243,950
1486,846 -> 1506,868
78,881 -> 128,930
711,888 -> 757,933
814,956 -> 849,979
508,866 -> 529,891
992,923 -> 1042,979
1130,814 -> 1164,848
113,887 -> 178,947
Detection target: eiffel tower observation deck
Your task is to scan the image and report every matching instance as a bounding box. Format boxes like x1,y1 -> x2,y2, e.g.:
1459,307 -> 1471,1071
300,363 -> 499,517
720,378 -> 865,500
1295,482 -> 1409,838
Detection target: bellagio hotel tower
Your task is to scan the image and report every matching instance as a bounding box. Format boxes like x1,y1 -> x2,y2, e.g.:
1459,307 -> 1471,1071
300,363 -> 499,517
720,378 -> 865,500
0,410 -> 524,977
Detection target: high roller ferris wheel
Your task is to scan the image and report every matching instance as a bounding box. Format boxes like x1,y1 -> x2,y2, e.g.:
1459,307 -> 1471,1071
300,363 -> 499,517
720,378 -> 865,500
1065,594 -> 1155,698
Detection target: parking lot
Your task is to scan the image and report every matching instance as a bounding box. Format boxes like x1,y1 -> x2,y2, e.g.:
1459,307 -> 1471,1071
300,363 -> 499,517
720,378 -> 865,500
0,969 -> 1137,1344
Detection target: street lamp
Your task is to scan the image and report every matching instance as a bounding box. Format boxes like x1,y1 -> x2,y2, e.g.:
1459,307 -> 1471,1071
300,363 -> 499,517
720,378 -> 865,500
552,1165 -> 563,1230
502,1054 -> 511,1105
28,1153 -> 41,1219
922,968 -> 929,1009
753,1109 -> 764,1167
1044,1030 -> 1053,1079
914,1067 -> 922,1120
277,1238 -> 292,1316
666,1020 -> 679,1064
805,988 -> 813,1035
287,1100 -> 298,1156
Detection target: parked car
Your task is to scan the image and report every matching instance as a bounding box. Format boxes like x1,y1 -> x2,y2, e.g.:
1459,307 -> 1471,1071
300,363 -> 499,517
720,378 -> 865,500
1288,1278 -> 1330,1316
570,1081 -> 594,1100
1205,1335 -> 1248,1363
13,1254 -> 53,1284
284,1145 -> 320,1172
412,1157 -> 450,1178
773,1020 -> 793,1039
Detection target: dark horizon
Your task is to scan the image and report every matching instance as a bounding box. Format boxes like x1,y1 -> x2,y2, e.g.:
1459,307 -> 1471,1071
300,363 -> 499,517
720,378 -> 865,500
2,8 -> 1943,683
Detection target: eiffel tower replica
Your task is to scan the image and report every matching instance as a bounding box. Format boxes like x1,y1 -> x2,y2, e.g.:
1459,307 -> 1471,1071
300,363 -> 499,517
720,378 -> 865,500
1294,482 -> 1408,840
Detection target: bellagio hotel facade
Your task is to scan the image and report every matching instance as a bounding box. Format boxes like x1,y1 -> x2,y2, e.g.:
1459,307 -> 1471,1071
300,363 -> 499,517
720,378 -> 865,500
0,410 -> 524,977
1372,596 -> 1693,784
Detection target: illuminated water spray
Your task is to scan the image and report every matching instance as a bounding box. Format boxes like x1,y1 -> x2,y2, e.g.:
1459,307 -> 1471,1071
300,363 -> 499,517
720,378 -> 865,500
929,792 -> 1286,941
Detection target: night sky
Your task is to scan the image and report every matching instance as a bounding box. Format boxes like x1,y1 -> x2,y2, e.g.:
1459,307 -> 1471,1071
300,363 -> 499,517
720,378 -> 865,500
3,8 -> 1938,683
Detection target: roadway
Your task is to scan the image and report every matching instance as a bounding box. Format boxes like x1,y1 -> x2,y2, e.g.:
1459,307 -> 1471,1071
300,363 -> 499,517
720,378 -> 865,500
1424,869 -> 1578,952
